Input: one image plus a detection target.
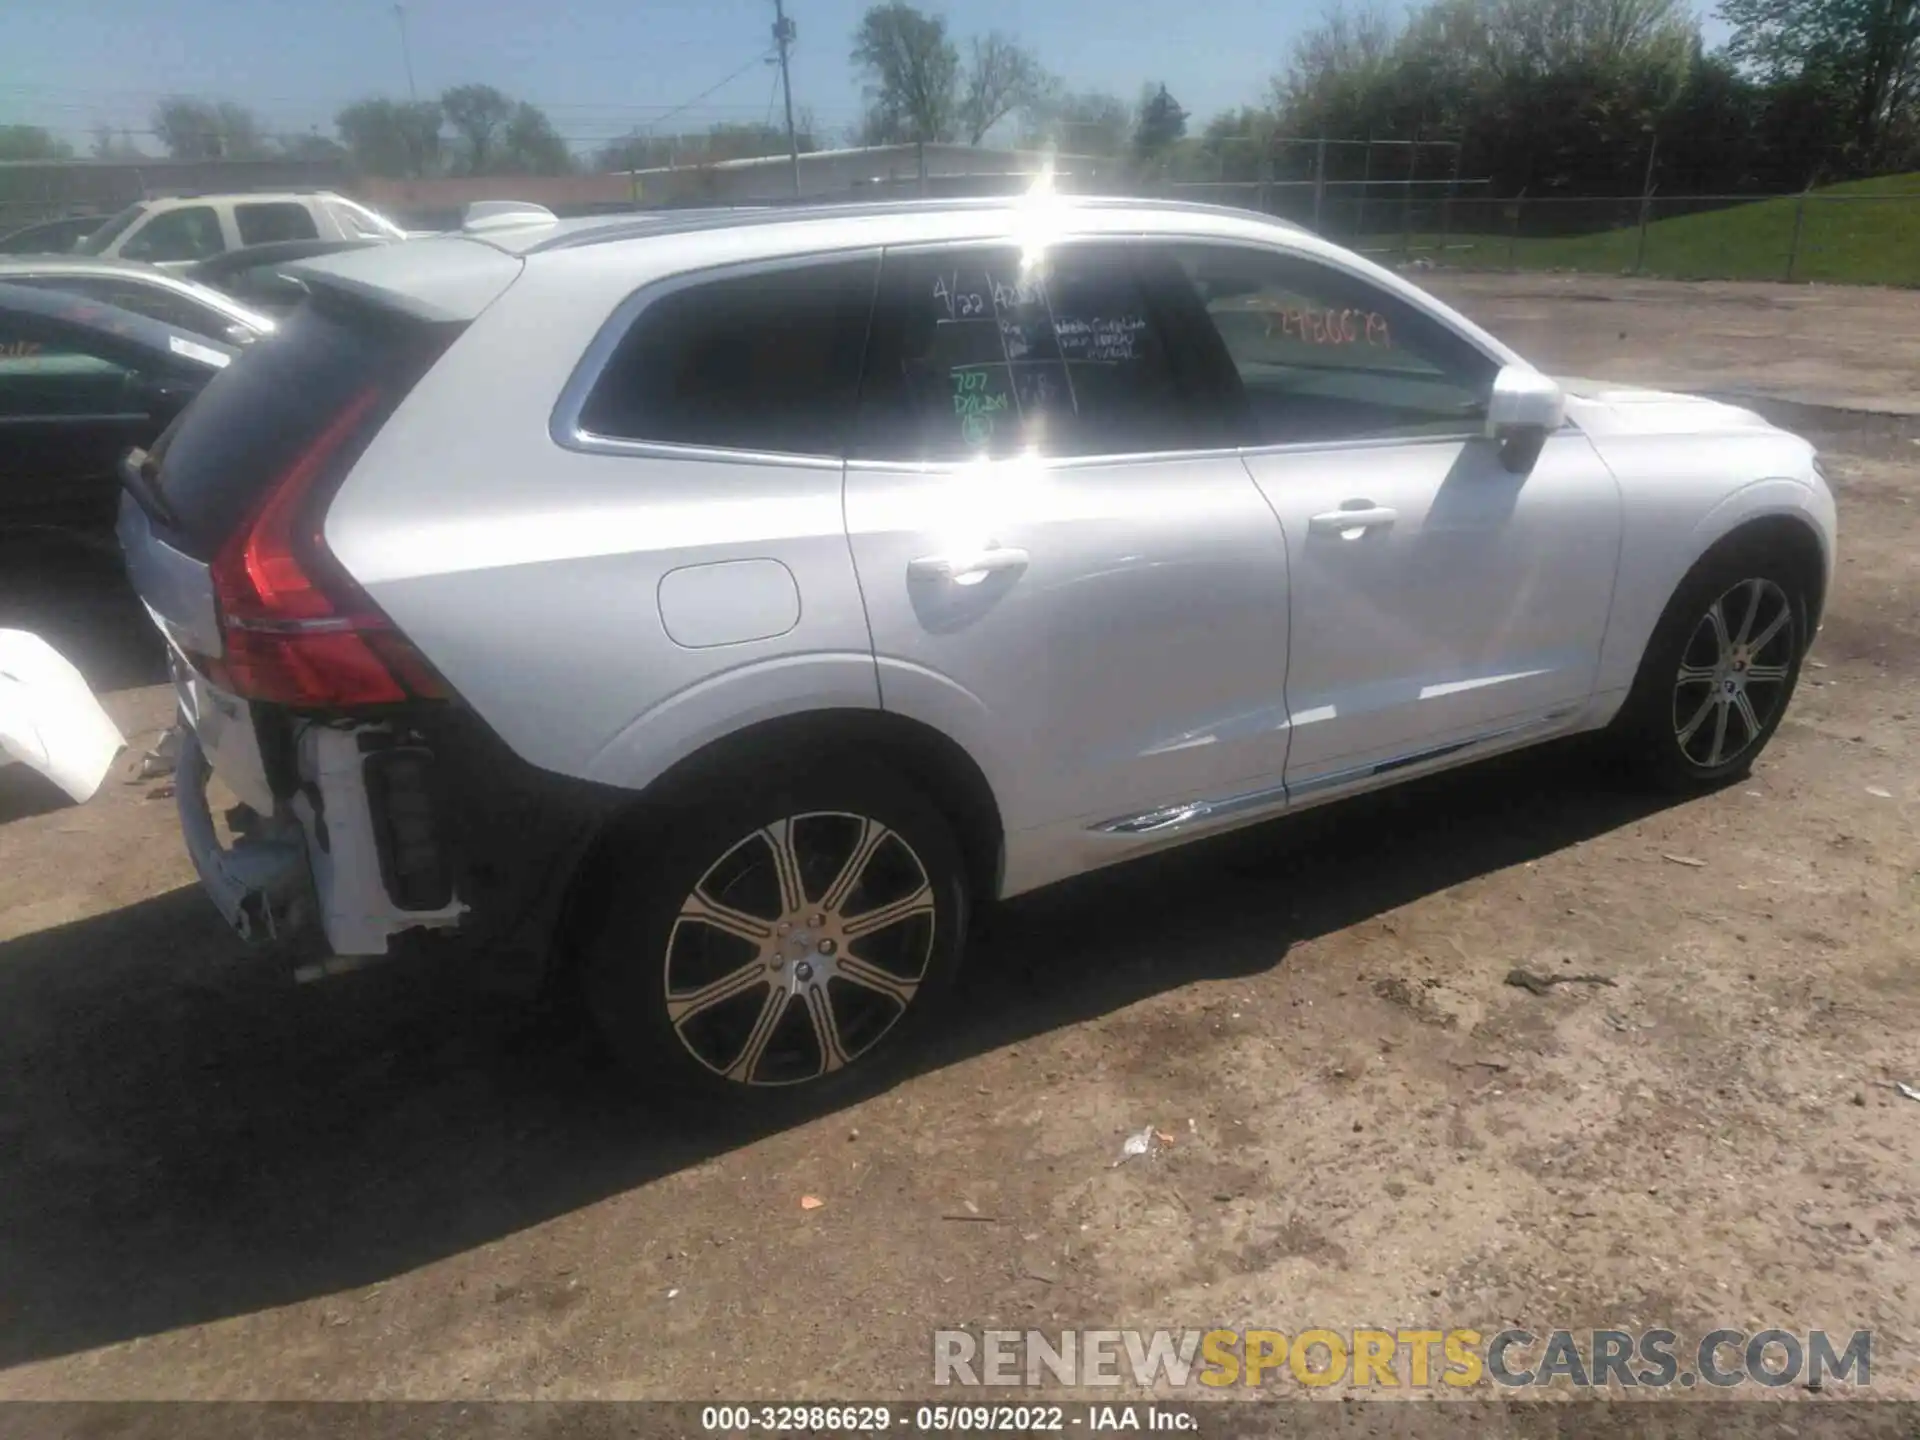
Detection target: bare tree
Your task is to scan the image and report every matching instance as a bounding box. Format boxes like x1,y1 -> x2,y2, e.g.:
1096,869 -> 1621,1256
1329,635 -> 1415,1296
151,98 -> 270,160
440,84 -> 516,175
958,32 -> 1053,144
337,98 -> 444,177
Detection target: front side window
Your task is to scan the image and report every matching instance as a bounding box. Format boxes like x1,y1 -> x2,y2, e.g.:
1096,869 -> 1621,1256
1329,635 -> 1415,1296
235,202 -> 319,246
121,206 -> 224,263
855,243 -> 1195,461
1168,244 -> 1499,446
574,256 -> 877,456
0,328 -> 139,419
76,203 -> 147,256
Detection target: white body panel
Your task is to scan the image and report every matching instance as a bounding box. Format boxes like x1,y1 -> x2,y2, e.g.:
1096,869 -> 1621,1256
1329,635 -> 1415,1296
137,198 -> 1836,951
843,450 -> 1293,841
1245,429 -> 1621,788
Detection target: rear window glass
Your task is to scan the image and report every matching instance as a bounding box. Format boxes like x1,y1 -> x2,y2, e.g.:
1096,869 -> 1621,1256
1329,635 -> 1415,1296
236,202 -> 320,246
152,299 -> 450,557
575,257 -> 877,456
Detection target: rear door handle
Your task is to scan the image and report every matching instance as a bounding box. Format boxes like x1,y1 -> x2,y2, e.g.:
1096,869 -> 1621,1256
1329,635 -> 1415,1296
907,546 -> 1030,584
1308,505 -> 1398,537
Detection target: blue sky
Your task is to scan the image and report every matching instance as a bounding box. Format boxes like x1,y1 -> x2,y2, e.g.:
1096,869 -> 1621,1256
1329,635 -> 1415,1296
5,0 -> 1728,154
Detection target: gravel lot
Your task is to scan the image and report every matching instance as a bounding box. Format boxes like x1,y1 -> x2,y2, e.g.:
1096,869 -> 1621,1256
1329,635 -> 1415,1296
1,271 -> 1915,1406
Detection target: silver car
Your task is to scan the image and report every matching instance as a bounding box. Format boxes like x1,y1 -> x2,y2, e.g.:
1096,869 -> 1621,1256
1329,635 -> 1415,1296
119,196 -> 1834,1103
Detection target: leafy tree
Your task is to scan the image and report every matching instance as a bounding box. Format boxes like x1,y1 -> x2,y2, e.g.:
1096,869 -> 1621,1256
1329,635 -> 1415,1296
336,98 -> 444,177
0,125 -> 73,161
281,131 -> 349,162
502,102 -> 573,174
440,83 -> 517,175
1023,90 -> 1133,156
852,2 -> 959,143
1132,83 -> 1188,167
593,119 -> 819,173
90,125 -> 145,160
958,33 -> 1053,144
151,98 -> 269,160
1196,106 -> 1279,181
1720,0 -> 1920,162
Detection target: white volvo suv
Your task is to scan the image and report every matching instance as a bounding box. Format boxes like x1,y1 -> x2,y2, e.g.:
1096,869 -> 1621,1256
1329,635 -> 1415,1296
118,195 -> 1835,1102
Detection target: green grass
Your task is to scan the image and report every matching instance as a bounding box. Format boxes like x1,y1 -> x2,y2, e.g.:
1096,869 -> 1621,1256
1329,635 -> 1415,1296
1354,173 -> 1920,286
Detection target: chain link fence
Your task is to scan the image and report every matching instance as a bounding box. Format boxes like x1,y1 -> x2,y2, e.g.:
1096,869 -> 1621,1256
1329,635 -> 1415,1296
1162,179 -> 1920,287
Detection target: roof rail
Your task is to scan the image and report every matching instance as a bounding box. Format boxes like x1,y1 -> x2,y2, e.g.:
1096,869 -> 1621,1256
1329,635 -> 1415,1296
462,200 -> 559,233
526,193 -> 1303,255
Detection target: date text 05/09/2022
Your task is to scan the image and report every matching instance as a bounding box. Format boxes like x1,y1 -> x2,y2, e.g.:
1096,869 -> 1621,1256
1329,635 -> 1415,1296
699,1404 -> 1196,1432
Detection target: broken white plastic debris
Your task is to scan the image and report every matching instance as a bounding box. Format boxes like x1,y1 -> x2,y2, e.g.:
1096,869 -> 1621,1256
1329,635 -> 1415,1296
0,630 -> 124,802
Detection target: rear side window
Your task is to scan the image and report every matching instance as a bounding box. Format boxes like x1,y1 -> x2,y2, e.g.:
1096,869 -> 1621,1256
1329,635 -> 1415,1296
574,257 -> 877,456
122,206 -> 225,263
236,202 -> 320,246
11,276 -> 233,342
153,299 -> 451,557
854,244 -> 1196,462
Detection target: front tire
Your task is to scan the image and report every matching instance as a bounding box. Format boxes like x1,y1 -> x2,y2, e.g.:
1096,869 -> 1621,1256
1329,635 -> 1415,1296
1614,544 -> 1807,789
579,764 -> 969,1106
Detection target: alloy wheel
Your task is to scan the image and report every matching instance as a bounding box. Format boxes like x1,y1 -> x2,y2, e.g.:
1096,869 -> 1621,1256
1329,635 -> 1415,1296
1671,576 -> 1795,770
662,812 -> 938,1087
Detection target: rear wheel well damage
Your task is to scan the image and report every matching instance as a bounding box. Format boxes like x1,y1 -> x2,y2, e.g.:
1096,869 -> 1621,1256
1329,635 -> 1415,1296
553,709 -> 1006,974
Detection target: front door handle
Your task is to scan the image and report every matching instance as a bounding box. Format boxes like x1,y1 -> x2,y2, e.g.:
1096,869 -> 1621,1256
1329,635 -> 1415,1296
907,546 -> 1030,585
1308,504 -> 1398,538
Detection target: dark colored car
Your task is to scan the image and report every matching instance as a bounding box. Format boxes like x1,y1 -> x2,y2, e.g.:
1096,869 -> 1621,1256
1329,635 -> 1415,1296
183,237 -> 389,315
0,214 -> 106,256
0,280 -> 234,534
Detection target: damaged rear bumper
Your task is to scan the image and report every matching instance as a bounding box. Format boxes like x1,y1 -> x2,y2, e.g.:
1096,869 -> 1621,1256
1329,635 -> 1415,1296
175,725 -> 311,943
176,709 -> 468,957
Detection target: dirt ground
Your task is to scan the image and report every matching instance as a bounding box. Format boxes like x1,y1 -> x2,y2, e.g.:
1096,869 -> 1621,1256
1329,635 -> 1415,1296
1,272 -> 1916,1405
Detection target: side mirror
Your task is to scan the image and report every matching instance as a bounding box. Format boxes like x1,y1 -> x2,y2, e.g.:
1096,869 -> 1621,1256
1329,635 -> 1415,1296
1484,365 -> 1565,474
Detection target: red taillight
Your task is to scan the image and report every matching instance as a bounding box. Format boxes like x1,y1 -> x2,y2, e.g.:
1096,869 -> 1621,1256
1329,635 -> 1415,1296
207,386 -> 447,709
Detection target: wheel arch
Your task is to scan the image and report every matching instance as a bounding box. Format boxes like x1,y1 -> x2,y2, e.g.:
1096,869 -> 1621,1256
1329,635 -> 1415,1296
1619,506 -> 1826,722
556,707 -> 1007,959
1685,507 -> 1829,632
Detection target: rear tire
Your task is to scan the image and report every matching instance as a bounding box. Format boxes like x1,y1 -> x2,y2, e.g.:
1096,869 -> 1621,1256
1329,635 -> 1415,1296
578,762 -> 969,1108
1612,541 -> 1807,790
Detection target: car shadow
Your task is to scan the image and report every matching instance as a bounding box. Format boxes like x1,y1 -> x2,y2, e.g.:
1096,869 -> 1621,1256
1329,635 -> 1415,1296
0,740 -> 1682,1368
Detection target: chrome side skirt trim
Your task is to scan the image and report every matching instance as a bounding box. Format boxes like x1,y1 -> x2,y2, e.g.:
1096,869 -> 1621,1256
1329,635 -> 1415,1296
1094,781 -> 1291,836
1091,709 -> 1575,837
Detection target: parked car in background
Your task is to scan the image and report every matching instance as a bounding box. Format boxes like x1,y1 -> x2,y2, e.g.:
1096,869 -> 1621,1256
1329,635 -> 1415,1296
183,237 -> 389,316
0,281 -> 233,535
116,196 -> 1833,1105
0,214 -> 108,255
77,192 -> 406,270
0,257 -> 273,348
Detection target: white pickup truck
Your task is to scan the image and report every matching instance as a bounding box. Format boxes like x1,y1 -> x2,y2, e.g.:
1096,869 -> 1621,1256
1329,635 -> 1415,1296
75,192 -> 408,270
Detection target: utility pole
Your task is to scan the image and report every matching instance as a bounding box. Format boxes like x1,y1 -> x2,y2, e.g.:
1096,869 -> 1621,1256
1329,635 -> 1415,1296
1633,130 -> 1659,274
772,0 -> 801,199
393,4 -> 418,103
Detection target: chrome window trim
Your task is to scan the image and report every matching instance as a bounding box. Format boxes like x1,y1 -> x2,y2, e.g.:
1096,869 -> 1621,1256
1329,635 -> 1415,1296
548,226 -> 1537,472
548,245 -> 884,466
